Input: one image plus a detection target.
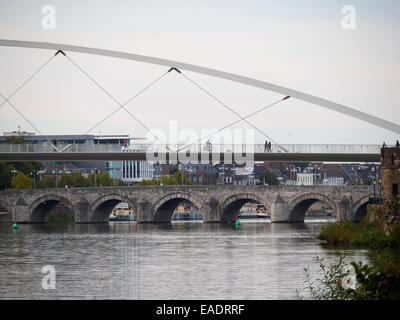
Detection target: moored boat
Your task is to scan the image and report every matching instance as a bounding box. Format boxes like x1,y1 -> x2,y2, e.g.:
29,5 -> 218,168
109,203 -> 136,221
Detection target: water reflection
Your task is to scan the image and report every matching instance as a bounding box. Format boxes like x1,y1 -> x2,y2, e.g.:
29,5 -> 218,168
0,219 -> 367,300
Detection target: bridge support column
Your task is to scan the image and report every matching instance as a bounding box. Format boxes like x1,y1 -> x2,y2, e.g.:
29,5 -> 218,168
271,194 -> 290,223
203,198 -> 220,223
75,201 -> 90,223
12,197 -> 29,223
136,199 -> 153,223
337,197 -> 352,221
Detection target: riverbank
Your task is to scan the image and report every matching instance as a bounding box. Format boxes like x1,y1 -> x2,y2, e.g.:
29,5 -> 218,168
299,221 -> 400,300
317,220 -> 400,248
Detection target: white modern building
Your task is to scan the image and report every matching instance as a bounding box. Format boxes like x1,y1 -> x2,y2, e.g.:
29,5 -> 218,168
296,173 -> 314,186
323,177 -> 345,185
120,146 -> 153,183
122,160 -> 153,182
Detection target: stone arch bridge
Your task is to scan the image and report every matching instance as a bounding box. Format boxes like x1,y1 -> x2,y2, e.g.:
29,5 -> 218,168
0,185 -> 374,224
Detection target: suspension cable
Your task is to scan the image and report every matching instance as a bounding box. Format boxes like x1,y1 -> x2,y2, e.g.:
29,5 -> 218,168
177,70 -> 289,152
81,70 -> 169,136
62,53 -> 173,150
0,53 -> 57,110
0,93 -> 46,138
177,96 -> 290,152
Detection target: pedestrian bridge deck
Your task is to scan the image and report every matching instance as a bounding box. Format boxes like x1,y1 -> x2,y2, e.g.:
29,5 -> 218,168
0,144 -> 382,162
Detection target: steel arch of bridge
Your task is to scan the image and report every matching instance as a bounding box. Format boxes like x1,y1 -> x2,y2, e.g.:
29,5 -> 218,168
1,39 -> 399,134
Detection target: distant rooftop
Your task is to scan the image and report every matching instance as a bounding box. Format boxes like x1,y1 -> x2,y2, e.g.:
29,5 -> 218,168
4,130 -> 35,136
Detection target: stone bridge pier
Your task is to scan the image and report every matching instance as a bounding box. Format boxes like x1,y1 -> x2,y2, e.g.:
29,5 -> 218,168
0,185 -> 374,224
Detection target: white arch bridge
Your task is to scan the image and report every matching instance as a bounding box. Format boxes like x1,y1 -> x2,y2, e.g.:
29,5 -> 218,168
0,39 -> 394,162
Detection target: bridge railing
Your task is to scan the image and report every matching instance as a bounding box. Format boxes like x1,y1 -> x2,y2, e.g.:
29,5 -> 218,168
0,143 -> 122,153
0,143 -> 382,154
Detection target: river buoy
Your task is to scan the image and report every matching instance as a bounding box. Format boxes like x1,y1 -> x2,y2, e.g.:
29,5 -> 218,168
12,222 -> 19,230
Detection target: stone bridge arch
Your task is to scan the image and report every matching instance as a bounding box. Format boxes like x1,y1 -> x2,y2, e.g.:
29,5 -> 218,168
352,195 -> 374,222
152,192 -> 203,223
90,194 -> 136,223
288,193 -> 338,222
220,193 -> 267,222
29,194 -> 74,223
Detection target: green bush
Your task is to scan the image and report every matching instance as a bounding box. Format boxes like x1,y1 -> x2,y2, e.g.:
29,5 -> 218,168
388,225 -> 400,247
318,220 -> 398,248
351,260 -> 400,300
298,252 -> 400,300
297,253 -> 356,300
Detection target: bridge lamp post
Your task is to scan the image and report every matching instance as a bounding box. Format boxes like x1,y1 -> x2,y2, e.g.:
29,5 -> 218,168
185,169 -> 193,185
37,170 -> 45,187
30,170 -> 38,189
52,169 -> 60,188
91,170 -> 97,187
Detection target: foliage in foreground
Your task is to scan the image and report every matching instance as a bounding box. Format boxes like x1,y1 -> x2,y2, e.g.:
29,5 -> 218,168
297,252 -> 400,300
317,220 -> 400,248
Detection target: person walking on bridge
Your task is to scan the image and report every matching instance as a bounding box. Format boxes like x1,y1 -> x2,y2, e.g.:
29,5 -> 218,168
205,139 -> 212,152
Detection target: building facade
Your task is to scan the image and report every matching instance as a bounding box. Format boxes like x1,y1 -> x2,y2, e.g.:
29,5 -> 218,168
296,173 -> 314,186
182,163 -> 217,185
323,177 -> 345,185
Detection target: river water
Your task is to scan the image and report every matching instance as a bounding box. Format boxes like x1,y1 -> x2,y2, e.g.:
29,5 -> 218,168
0,218 -> 369,300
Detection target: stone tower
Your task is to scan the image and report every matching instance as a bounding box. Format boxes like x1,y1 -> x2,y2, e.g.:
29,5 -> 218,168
380,147 -> 400,232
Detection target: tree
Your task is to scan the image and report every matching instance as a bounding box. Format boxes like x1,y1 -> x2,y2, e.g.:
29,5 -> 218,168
135,178 -> 158,186
349,179 -> 361,185
56,172 -> 90,188
11,171 -> 32,189
58,173 -> 73,188
39,176 -> 56,189
0,137 -> 42,189
0,163 -> 13,190
363,178 -> 374,185
6,136 -> 25,144
170,165 -> 179,175
173,171 -> 192,185
259,170 -> 279,185
97,172 -> 114,186
135,171 -> 192,186
160,175 -> 178,185
88,171 -> 114,187
70,172 -> 89,187
115,179 -> 128,186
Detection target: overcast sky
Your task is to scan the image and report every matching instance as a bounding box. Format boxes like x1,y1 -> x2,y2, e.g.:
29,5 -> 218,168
0,0 -> 399,145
